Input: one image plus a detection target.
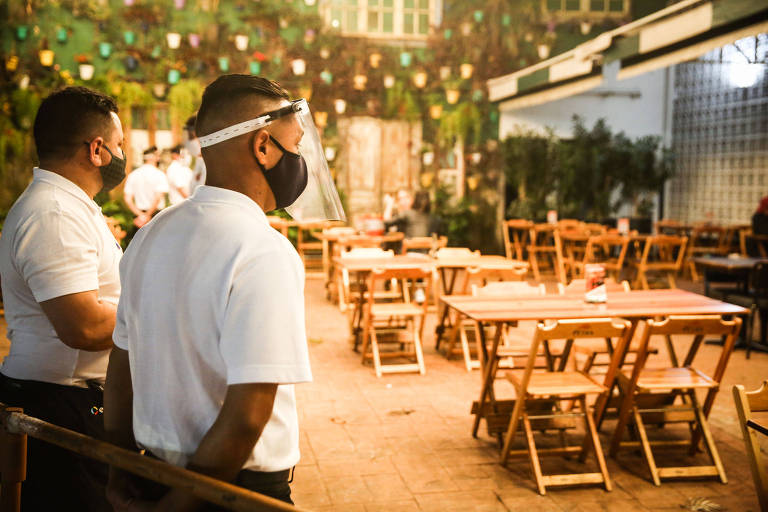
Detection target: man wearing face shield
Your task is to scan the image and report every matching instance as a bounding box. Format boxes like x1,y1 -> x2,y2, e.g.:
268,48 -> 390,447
105,74 -> 344,510
0,86 -> 126,511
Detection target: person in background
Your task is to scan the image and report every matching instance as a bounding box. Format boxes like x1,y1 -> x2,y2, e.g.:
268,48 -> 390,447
166,144 -> 195,206
753,195 -> 768,235
184,115 -> 207,190
383,189 -> 436,238
123,146 -> 169,228
0,86 -> 125,511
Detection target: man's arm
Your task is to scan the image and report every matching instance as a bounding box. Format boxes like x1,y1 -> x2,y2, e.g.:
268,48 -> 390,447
39,290 -> 116,351
104,346 -> 139,510
155,383 -> 278,511
123,191 -> 143,217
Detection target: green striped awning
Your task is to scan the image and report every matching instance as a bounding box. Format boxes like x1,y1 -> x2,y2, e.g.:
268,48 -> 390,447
487,0 -> 768,110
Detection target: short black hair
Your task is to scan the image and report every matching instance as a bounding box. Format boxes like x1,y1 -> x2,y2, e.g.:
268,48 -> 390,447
196,74 -> 289,139
170,144 -> 183,155
143,146 -> 158,156
33,86 -> 118,161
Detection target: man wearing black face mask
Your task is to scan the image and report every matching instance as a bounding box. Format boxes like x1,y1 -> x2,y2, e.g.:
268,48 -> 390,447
106,75 -> 315,510
0,86 -> 125,511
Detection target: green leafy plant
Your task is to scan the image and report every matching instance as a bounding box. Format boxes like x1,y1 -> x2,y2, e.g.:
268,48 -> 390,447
168,79 -> 204,127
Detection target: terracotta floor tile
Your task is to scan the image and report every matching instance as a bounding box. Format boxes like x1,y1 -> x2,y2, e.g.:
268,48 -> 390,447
363,499 -> 420,512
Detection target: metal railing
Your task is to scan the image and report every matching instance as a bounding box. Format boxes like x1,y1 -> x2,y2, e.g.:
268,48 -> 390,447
0,403 -> 308,512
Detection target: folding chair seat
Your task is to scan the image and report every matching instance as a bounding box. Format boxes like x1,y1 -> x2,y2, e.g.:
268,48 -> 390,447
500,319 -> 632,495
360,266 -> 434,377
733,381 -> 768,511
610,315 -> 741,486
632,235 -> 688,290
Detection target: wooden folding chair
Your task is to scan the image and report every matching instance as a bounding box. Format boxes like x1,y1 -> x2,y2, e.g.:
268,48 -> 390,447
580,234 -> 630,281
501,319 -> 631,495
733,381 -> 768,511
297,220 -> 330,277
360,266 -> 434,377
632,235 -> 688,290
338,248 -> 394,314
686,225 -> 726,281
401,235 -> 447,255
527,224 -> 566,284
447,269 -> 532,371
503,219 -> 533,260
610,315 -> 742,486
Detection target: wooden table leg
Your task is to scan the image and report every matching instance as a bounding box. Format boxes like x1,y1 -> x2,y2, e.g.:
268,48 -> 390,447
435,268 -> 459,349
472,323 -> 502,438
593,320 -> 640,430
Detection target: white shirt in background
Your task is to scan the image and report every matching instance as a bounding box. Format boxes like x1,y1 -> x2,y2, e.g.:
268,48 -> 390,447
114,185 -> 312,472
0,168 -> 122,386
123,164 -> 169,211
165,160 -> 194,205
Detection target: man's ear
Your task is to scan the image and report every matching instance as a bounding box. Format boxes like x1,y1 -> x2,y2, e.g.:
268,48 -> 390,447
87,137 -> 108,167
251,129 -> 270,167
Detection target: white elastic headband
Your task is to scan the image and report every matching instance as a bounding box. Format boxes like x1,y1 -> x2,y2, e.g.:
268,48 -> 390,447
198,115 -> 271,148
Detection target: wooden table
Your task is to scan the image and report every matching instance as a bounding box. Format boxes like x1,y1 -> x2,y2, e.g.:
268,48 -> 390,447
692,256 -> 766,294
334,254 -> 433,348
432,256 -> 528,349
441,289 -> 748,439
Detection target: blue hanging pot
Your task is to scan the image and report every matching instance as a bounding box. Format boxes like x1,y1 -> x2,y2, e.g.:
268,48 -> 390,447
123,55 -> 138,71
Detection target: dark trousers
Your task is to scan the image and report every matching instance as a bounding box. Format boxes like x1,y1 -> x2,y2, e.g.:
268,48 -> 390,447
0,372 -> 111,512
132,454 -> 293,508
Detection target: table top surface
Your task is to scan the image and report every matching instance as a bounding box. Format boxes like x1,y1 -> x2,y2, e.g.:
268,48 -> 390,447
441,289 -> 747,322
319,231 -> 404,242
691,256 -> 767,270
334,254 -> 528,272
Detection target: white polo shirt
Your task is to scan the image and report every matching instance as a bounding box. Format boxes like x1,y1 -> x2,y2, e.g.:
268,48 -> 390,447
0,168 -> 121,386
165,160 -> 194,205
123,164 -> 169,211
114,185 -> 312,472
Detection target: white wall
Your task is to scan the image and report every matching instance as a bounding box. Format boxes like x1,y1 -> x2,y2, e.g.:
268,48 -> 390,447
499,61 -> 674,142
129,129 -> 174,169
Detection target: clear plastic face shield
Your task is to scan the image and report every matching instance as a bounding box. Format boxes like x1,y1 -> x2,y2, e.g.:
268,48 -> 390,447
197,98 -> 346,222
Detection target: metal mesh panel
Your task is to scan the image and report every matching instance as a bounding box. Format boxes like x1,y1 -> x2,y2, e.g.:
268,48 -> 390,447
667,35 -> 768,225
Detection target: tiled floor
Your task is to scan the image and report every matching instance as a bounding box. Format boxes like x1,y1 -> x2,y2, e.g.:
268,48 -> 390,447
0,278 -> 764,511
292,278 -> 765,511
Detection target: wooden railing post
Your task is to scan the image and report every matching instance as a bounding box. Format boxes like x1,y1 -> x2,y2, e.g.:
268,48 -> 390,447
0,405 -> 27,512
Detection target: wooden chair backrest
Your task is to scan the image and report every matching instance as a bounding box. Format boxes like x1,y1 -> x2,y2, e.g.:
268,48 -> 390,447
325,226 -> 356,237
516,319 -> 631,392
402,236 -> 447,255
435,247 -> 479,259
529,224 -> 562,249
585,235 -> 629,266
560,278 -> 630,295
558,219 -> 582,231
503,220 -> 533,260
367,267 -> 435,313
747,233 -> 768,258
460,265 -> 527,293
733,381 -> 768,511
639,235 -> 688,269
689,225 -> 724,250
582,223 -> 607,236
472,281 -> 546,297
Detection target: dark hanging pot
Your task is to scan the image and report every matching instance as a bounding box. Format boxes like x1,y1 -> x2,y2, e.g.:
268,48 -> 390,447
123,55 -> 138,71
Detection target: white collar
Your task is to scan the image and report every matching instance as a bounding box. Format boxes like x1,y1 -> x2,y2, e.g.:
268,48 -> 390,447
33,168 -> 100,213
189,186 -> 269,224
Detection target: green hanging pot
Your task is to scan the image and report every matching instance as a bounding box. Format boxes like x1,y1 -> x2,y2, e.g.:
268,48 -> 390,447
124,31 -> 135,45
218,56 -> 229,72
320,69 -> 333,85
56,27 -> 68,43
472,89 -> 483,102
99,42 -> 112,59
249,61 -> 261,75
151,45 -> 161,58
444,28 -> 452,40
400,51 -> 412,67
501,14 -> 511,27
489,110 -> 499,123
168,69 -> 181,84
473,10 -> 484,23
16,25 -> 29,41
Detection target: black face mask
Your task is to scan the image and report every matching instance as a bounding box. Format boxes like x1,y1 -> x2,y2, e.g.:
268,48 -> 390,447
255,134 -> 308,210
98,145 -> 127,193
